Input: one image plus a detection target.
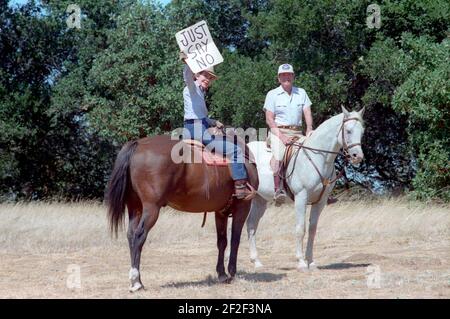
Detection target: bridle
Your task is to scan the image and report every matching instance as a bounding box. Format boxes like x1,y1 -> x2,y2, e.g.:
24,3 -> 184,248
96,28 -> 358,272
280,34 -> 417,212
280,116 -> 363,205
339,117 -> 363,160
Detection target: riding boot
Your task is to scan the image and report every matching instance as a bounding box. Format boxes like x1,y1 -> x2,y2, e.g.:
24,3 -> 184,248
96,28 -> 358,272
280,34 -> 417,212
327,196 -> 338,205
234,179 -> 256,200
273,175 -> 286,206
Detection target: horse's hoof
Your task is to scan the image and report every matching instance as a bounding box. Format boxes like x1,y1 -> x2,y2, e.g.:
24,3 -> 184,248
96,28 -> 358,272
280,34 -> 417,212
308,262 -> 318,270
129,282 -> 144,293
297,260 -> 309,271
218,275 -> 232,284
225,276 -> 234,284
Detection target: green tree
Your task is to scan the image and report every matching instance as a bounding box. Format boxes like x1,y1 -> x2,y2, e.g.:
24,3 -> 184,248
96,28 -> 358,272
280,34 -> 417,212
361,33 -> 449,201
392,35 -> 449,201
209,52 -> 276,128
166,0 -> 269,55
2,0 -> 448,201
0,1 -> 68,199
242,0 -> 449,199
83,2 -> 182,143
45,0 -> 130,198
0,0 -> 124,199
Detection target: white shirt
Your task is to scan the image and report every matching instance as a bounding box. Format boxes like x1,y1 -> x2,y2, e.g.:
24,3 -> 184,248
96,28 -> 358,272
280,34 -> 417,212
183,65 -> 208,120
263,85 -> 312,126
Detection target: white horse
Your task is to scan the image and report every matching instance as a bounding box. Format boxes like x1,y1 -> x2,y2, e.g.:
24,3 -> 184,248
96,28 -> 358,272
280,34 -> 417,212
246,106 -> 365,270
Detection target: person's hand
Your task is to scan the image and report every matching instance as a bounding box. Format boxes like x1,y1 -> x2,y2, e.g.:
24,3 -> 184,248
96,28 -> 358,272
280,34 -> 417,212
280,134 -> 294,145
215,120 -> 224,129
179,51 -> 188,63
306,129 -> 314,138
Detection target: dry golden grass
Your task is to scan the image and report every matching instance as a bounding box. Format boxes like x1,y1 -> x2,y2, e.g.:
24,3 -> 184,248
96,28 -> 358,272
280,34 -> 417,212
0,198 -> 449,298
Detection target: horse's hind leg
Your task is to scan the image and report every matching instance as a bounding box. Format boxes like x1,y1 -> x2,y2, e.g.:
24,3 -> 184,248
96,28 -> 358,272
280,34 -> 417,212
128,202 -> 160,292
126,202 -> 141,290
246,195 -> 267,269
228,200 -> 251,281
215,211 -> 229,283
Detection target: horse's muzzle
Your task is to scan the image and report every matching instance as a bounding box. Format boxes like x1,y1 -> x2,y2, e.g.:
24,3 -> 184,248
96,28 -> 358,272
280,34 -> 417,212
350,151 -> 364,164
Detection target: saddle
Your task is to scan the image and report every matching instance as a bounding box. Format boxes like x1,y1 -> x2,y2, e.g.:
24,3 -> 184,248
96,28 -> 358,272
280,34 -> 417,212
181,127 -> 255,167
281,136 -> 302,172
182,139 -> 230,166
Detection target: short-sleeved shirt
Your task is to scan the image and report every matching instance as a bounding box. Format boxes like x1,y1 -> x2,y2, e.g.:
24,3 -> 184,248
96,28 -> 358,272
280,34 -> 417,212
263,85 -> 312,126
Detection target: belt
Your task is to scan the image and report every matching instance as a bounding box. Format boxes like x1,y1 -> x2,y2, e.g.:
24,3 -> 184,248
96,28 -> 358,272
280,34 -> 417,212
184,118 -> 206,124
277,125 -> 301,131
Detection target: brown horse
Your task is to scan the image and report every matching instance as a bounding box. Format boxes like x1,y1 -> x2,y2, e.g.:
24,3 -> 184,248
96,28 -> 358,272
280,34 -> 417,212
106,134 -> 258,292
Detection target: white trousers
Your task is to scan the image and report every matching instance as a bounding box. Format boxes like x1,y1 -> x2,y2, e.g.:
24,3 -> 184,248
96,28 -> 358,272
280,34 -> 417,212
268,129 -> 305,161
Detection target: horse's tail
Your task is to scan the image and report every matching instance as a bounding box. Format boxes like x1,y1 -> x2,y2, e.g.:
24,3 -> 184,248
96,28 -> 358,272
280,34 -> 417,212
106,140 -> 139,237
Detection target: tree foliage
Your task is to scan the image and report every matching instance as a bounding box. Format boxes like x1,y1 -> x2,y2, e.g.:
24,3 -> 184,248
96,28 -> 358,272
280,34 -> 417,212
0,0 -> 448,201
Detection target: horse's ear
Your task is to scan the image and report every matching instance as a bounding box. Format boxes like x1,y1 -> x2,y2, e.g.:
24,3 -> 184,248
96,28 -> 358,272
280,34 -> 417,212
358,106 -> 366,117
341,105 -> 350,118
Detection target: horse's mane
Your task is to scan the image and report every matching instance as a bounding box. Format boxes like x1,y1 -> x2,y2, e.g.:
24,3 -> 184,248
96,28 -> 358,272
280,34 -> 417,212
315,111 -> 364,132
304,111 -> 364,147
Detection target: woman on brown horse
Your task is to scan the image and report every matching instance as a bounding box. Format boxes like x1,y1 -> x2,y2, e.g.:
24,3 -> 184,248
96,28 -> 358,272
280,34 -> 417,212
180,51 -> 254,199
106,56 -> 258,292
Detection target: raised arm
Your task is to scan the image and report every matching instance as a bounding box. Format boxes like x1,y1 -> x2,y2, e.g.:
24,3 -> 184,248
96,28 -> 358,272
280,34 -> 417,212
180,51 -> 196,90
183,64 -> 196,90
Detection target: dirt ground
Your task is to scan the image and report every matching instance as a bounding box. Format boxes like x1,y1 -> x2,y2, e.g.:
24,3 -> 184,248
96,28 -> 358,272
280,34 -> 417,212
0,199 -> 448,298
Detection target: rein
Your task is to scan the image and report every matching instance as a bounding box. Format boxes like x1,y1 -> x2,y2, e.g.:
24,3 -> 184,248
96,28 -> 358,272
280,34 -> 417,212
280,117 -> 362,205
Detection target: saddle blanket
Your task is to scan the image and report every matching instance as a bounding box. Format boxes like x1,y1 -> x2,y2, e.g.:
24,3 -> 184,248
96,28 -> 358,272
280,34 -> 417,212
182,139 -> 230,166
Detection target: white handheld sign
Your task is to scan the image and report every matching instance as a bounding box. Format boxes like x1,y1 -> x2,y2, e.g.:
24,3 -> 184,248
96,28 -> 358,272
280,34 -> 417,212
176,20 -> 223,74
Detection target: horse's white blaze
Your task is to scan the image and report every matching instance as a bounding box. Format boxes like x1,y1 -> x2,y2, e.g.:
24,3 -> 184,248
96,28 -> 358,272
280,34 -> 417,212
247,110 -> 365,268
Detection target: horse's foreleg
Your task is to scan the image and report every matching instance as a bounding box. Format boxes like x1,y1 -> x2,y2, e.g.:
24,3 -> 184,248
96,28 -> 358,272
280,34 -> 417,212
128,203 -> 160,292
306,200 -> 326,269
246,196 -> 267,269
215,211 -> 229,283
294,190 -> 308,270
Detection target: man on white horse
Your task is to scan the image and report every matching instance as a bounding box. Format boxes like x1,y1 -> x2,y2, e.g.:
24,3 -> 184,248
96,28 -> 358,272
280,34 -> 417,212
263,64 -> 313,205
247,102 -> 366,270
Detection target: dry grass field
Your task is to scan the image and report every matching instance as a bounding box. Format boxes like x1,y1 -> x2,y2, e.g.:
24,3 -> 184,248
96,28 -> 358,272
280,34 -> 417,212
0,198 -> 449,299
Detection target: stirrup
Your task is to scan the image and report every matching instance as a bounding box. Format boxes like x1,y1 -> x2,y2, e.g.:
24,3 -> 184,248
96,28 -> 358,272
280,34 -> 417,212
274,189 -> 286,206
233,182 -> 257,201
327,196 -> 338,205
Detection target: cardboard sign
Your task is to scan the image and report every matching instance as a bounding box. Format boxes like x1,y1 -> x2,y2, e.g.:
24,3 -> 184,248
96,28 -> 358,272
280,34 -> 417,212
175,20 -> 223,74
